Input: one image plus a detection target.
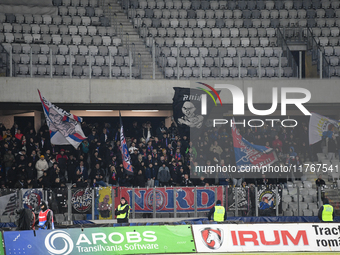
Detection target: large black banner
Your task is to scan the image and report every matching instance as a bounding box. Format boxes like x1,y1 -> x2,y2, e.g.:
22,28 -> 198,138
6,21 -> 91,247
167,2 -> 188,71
173,84 -> 220,137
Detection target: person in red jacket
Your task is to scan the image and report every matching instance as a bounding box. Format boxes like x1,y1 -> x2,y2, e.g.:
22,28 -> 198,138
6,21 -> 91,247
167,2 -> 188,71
15,129 -> 23,142
37,201 -> 54,230
272,135 -> 283,152
56,149 -> 68,174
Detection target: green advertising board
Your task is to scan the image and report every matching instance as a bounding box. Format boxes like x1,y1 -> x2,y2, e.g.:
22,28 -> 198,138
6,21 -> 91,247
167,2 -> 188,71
3,225 -> 196,255
0,232 -> 4,255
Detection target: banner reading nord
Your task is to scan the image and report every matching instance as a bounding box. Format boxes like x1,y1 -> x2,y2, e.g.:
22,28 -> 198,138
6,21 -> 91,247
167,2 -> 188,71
116,186 -> 223,212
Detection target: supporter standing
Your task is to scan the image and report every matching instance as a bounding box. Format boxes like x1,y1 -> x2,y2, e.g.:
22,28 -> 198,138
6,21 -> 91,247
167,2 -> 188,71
318,198 -> 334,222
37,201 -> 54,230
35,155 -> 48,180
157,163 -> 170,186
115,197 -> 130,223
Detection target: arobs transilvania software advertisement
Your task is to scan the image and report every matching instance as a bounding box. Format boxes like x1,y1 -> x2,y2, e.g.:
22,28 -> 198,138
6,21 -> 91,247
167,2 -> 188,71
3,225 -> 196,255
192,223 -> 340,252
172,82 -> 340,180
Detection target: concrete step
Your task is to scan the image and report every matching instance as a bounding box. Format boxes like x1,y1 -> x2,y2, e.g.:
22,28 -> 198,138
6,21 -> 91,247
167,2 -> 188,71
100,0 -> 164,78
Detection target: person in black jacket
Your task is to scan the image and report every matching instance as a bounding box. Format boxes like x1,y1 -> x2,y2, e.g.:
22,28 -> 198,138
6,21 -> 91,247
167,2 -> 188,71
16,208 -> 35,230
315,174 -> 326,187
91,163 -> 107,187
135,169 -> 146,187
181,173 -> 193,186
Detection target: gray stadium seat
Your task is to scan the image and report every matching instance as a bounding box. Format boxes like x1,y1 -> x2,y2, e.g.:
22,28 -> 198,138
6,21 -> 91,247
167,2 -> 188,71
0,13 -> 6,24
79,45 -> 89,55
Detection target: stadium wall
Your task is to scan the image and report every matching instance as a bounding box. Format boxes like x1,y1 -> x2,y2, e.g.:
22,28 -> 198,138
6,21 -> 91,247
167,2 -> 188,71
0,77 -> 339,105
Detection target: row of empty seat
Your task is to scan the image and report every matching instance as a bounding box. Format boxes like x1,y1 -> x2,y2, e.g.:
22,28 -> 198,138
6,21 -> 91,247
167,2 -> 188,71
58,6 -> 103,17
2,43 -> 125,56
0,33 -> 121,46
142,25 -> 278,38
14,54 -> 131,66
137,17 -> 340,29
0,24 -> 115,37
149,35 -> 279,46
163,66 -> 293,78
1,16 -> 105,27
315,36 -> 340,47
157,45 -> 284,57
132,8 -> 340,20
126,0 -> 340,11
0,9 -> 103,25
149,37 -> 277,48
1,14 -> 110,27
52,0 -> 99,7
159,55 -> 287,67
16,65 -> 140,78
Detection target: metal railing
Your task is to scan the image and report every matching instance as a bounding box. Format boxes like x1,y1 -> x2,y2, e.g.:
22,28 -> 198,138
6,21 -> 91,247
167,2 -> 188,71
153,39 -> 287,79
306,28 -> 331,78
0,44 -> 16,77
0,43 -> 140,79
281,27 -> 306,44
279,27 -> 331,79
0,185 -> 324,225
277,28 -> 299,78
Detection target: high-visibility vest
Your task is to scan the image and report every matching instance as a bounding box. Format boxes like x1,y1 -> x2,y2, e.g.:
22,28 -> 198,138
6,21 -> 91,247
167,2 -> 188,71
116,204 -> 130,219
213,205 -> 225,222
38,209 -> 54,229
322,204 -> 333,222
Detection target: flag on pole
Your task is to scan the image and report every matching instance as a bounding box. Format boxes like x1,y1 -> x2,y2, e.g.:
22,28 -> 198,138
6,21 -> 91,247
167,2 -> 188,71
309,112 -> 340,145
172,85 -> 221,137
120,112 -> 134,175
232,120 -> 277,170
38,90 -> 86,149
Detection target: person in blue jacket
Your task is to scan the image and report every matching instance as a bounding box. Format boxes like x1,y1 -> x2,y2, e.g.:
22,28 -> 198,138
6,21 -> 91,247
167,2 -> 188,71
259,197 -> 274,216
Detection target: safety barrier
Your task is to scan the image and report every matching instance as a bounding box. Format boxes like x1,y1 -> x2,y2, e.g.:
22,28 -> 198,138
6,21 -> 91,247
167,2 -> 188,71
2,222 -> 340,254
0,184 -> 325,224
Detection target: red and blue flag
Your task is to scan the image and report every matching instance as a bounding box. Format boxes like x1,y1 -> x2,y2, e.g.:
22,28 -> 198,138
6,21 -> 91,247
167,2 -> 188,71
38,90 -> 86,149
120,113 -> 134,175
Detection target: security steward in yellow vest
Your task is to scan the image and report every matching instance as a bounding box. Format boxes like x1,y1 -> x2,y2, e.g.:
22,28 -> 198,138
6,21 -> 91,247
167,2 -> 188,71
318,198 -> 334,222
208,200 -> 226,222
115,197 -> 130,223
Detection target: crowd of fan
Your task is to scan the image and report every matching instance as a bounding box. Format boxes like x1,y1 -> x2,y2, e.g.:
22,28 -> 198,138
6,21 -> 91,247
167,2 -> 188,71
0,119 -> 324,190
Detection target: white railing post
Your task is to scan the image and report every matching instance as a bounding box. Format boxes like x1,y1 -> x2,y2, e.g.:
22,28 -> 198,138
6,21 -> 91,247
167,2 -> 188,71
9,45 -> 12,77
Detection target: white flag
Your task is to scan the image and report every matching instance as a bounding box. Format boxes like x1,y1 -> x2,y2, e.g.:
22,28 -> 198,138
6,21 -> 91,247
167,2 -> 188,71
309,112 -> 339,145
38,90 -> 86,148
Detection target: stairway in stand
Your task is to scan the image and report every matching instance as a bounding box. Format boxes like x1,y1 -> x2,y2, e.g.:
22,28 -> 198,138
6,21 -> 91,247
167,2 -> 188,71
100,0 -> 164,79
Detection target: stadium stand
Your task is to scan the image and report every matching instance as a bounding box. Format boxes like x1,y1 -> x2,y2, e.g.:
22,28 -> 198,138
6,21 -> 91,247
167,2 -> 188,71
0,0 -> 143,79
127,0 -> 302,78
0,0 -> 339,79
